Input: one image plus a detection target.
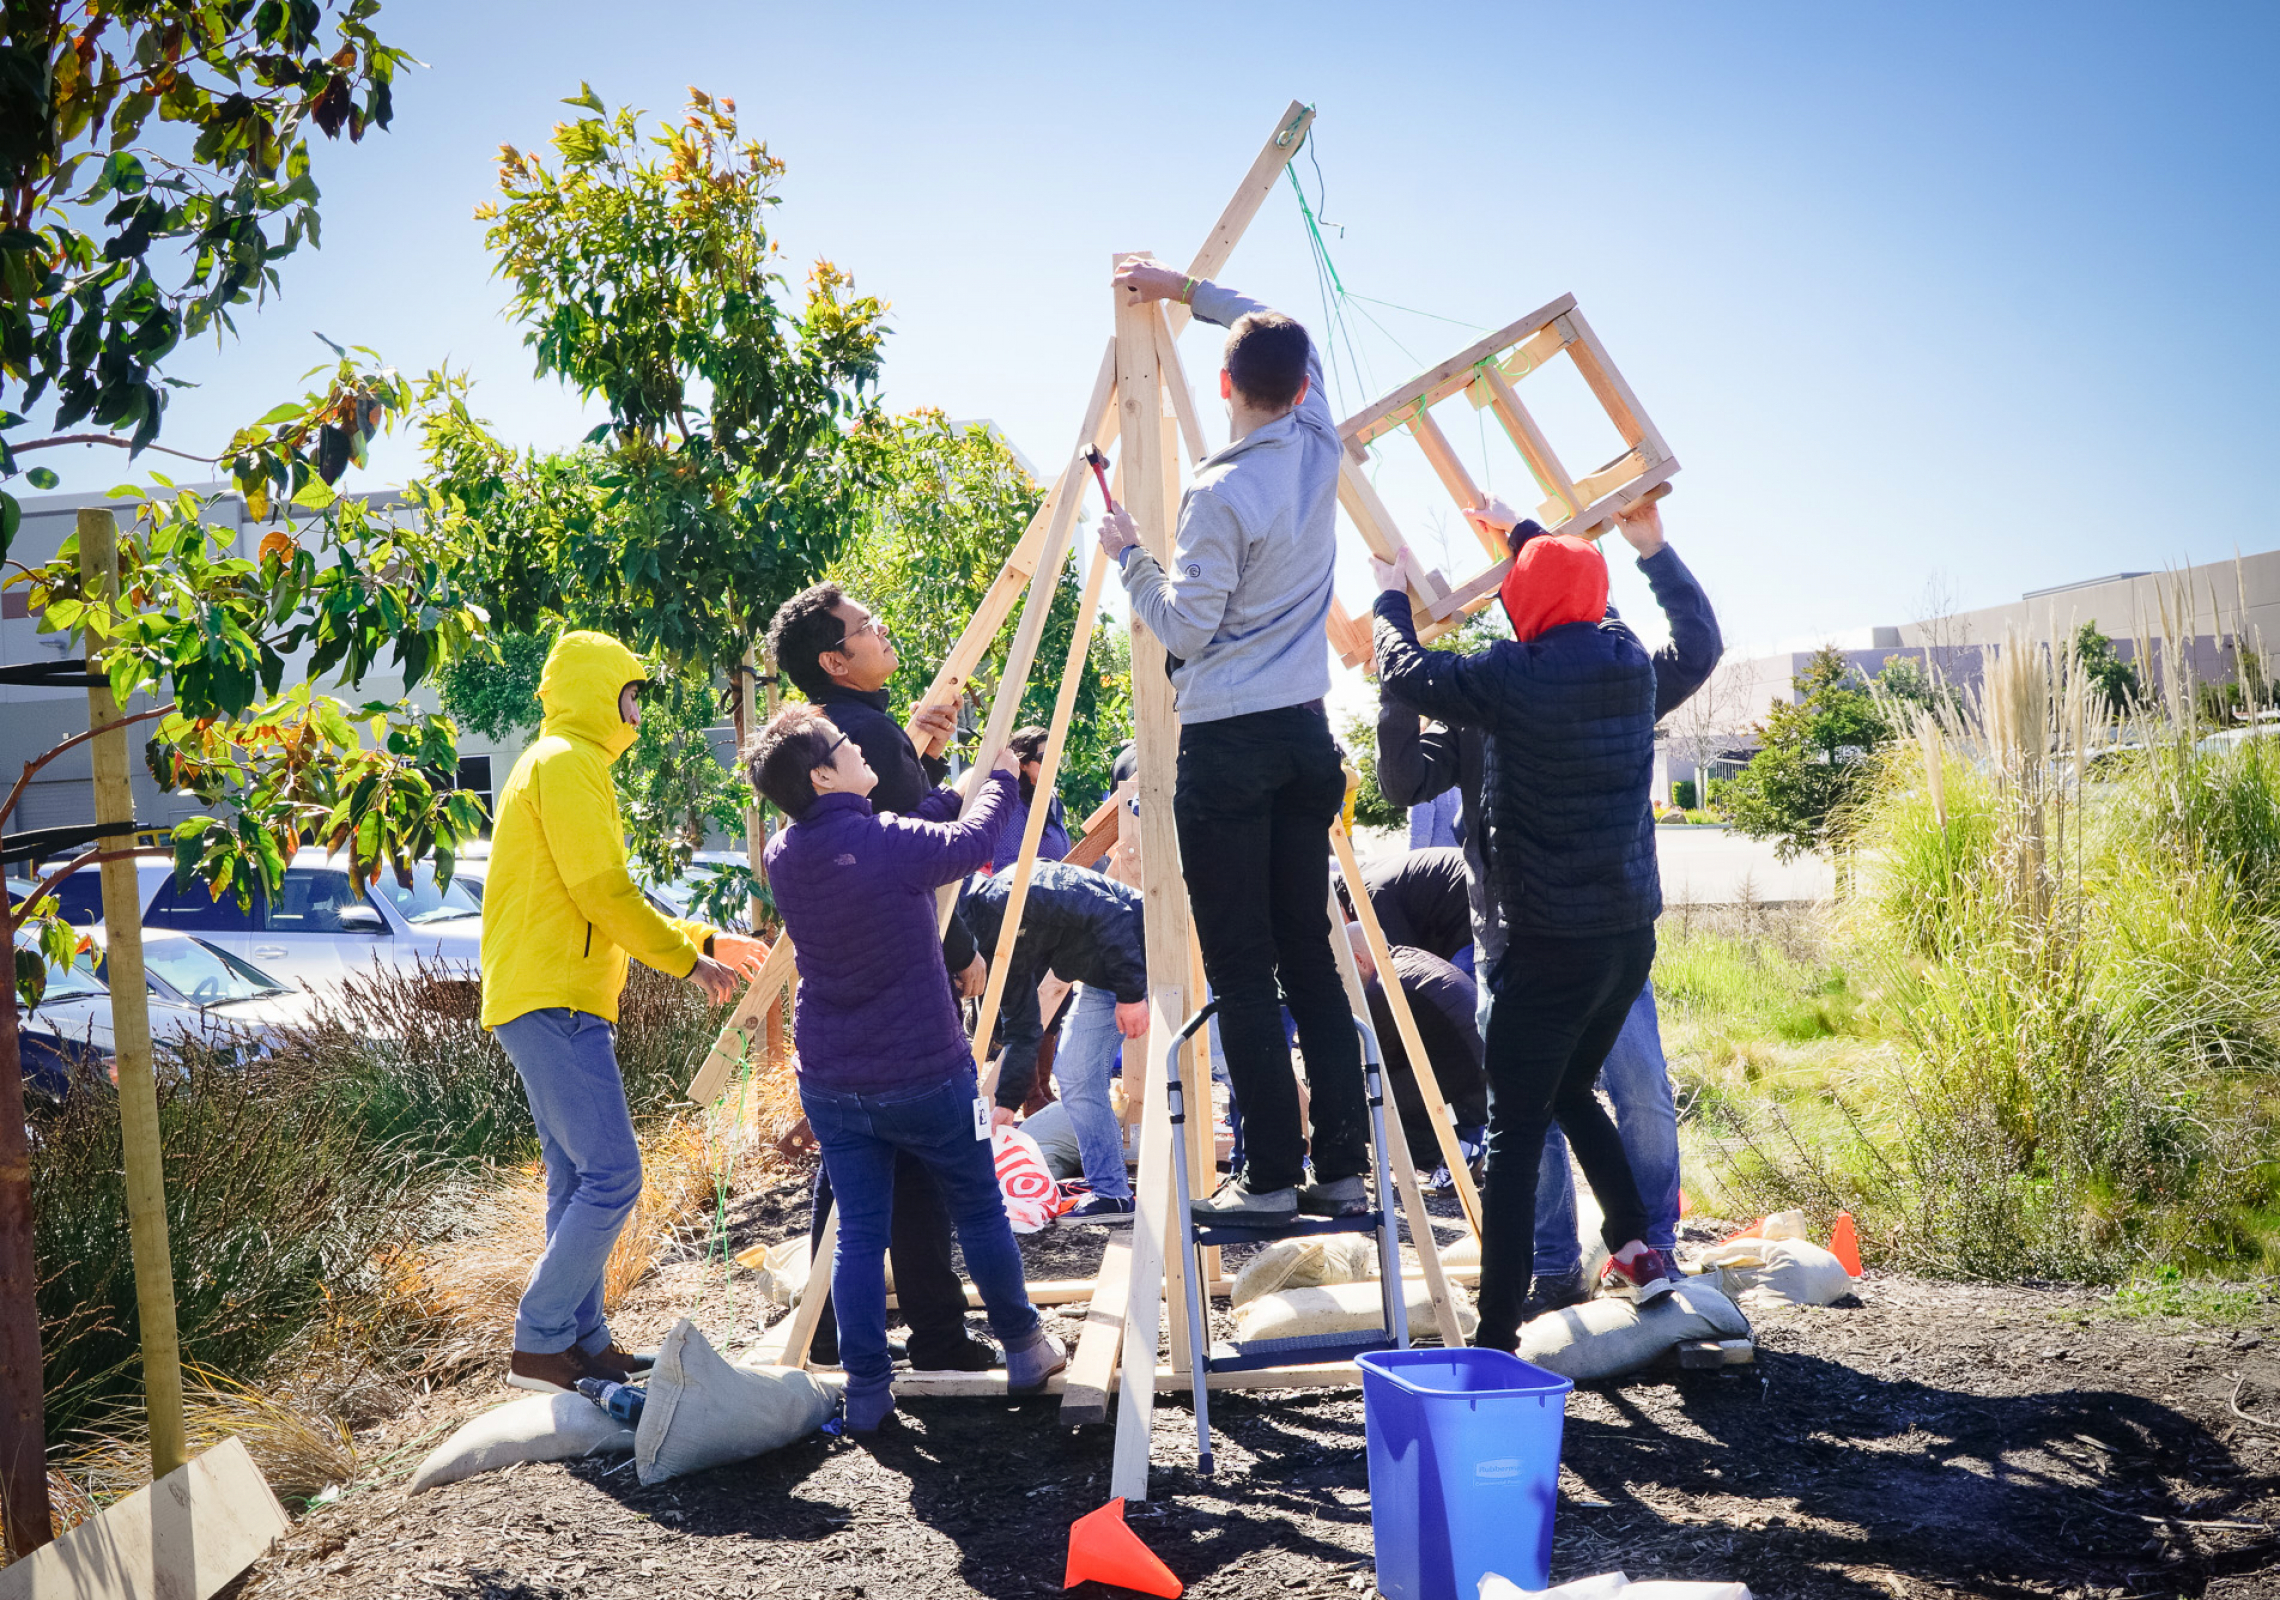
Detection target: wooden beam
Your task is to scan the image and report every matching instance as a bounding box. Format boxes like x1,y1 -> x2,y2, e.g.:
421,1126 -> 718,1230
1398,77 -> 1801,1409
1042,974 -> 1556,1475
1151,302 -> 1211,467
884,1276 -> 1232,1311
1560,305 -> 1673,467
770,1204 -> 837,1371
1335,455 -> 1406,563
685,932 -> 798,1105
818,1359 -> 1368,1401
1480,363 -> 1584,527
1405,408 -> 1502,561
0,1437 -> 288,1600
1165,100 -> 1317,338
1060,1229 -> 1133,1427
1064,794 -> 1120,871
1426,559 -> 1512,624
1108,266 -> 1192,1503
1322,872 -> 1468,1350
1338,294 -> 1576,447
1574,448 -> 1647,507
1328,824 -> 1482,1237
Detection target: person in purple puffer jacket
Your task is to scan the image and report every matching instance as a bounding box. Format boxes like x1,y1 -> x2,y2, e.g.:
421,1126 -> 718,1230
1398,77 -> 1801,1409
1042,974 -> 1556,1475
750,704 -> 1066,1432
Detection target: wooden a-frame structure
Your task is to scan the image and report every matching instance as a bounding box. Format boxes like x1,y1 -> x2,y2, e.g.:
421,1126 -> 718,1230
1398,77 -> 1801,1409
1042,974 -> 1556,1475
685,100 -> 1680,1502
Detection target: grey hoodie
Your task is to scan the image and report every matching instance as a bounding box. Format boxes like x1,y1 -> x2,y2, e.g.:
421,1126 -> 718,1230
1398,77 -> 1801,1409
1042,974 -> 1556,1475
1116,281 -> 1336,725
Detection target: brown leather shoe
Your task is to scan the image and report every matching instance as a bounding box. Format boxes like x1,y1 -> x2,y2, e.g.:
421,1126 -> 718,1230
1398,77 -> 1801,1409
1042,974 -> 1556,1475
583,1343 -> 654,1382
507,1347 -> 588,1394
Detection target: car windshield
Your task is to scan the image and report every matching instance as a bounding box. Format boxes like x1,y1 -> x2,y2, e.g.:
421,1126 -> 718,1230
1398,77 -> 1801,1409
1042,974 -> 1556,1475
24,944 -> 105,1006
367,865 -> 482,926
136,937 -> 286,1004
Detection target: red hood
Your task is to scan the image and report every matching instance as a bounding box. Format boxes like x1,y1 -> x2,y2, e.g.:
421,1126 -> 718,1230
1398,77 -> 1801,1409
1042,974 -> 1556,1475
1500,534 -> 1608,641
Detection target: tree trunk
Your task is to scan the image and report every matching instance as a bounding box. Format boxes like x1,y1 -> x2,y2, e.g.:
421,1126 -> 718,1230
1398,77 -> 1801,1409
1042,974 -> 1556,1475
0,954 -> 54,1559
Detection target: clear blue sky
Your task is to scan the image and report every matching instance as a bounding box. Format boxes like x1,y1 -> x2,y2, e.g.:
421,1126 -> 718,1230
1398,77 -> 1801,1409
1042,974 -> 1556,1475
60,0 -> 2280,658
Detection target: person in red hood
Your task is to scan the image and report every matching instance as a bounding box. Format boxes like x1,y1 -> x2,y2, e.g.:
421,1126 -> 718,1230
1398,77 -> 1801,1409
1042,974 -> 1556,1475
1367,495 -> 1722,1352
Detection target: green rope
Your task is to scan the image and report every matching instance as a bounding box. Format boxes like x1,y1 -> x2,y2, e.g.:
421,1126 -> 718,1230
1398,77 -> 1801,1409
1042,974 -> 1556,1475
1286,162 -> 1347,297
693,1031 -> 759,1340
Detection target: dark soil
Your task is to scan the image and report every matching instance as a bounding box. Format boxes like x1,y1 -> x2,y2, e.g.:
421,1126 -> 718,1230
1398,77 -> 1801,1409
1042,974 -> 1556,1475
243,1176 -> 2280,1600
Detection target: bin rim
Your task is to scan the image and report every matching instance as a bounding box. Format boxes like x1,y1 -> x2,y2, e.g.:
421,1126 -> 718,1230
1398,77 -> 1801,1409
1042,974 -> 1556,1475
1355,1347 -> 1576,1400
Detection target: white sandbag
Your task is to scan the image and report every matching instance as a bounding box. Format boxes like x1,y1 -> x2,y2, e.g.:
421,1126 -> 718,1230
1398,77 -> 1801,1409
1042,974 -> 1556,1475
635,1318 -> 833,1486
1235,1277 -> 1477,1344
1755,1208 -> 1811,1242
1229,1234 -> 1380,1308
1480,1573 -> 1750,1599
749,1236 -> 811,1311
1519,1281 -> 1751,1384
408,1392 -> 634,1493
1693,1236 -> 1854,1310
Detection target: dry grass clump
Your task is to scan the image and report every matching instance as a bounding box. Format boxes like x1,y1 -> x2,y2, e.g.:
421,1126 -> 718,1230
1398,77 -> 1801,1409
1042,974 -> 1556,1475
67,1369 -> 359,1509
0,1473 -> 99,1565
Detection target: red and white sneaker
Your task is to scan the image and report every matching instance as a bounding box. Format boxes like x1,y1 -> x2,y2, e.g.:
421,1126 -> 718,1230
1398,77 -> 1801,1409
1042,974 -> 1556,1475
1601,1242 -> 1684,1305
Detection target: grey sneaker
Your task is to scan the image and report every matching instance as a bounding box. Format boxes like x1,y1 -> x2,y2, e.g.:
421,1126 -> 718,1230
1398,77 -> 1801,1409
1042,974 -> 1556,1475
1521,1269 -> 1592,1322
1190,1180 -> 1298,1225
1296,1173 -> 1370,1218
1005,1330 -> 1068,1393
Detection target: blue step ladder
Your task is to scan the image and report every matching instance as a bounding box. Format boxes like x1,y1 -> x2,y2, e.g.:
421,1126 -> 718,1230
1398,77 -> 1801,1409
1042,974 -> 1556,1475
1162,1002 -> 1412,1475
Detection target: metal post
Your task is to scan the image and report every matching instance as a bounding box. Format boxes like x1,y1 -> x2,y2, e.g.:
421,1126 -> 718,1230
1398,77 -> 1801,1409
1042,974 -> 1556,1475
78,508 -> 187,1480
1165,1006 -> 1216,1475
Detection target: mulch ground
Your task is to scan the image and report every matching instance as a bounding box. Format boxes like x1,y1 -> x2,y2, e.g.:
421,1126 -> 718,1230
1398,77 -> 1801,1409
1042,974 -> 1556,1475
241,1174 -> 2280,1600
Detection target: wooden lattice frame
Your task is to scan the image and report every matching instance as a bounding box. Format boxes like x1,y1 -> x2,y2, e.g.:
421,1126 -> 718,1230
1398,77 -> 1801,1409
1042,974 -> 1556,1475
1323,296 -> 1681,667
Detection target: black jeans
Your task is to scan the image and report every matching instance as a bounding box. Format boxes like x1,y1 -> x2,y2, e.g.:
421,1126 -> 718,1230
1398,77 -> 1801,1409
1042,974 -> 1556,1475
1175,704 -> 1366,1192
805,1152 -> 972,1366
1474,926 -> 1657,1350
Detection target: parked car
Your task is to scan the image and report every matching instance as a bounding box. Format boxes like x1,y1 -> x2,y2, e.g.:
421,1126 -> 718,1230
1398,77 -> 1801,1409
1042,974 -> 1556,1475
453,847 -> 752,932
23,849 -> 482,994
11,927 -> 321,1099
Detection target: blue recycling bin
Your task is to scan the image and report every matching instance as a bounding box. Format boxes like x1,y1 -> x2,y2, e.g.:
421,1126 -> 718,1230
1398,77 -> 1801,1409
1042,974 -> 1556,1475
1356,1348 -> 1575,1600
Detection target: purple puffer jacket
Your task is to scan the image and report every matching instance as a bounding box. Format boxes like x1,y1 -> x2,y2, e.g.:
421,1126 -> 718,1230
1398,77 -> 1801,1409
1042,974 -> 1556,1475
765,772 -> 1015,1094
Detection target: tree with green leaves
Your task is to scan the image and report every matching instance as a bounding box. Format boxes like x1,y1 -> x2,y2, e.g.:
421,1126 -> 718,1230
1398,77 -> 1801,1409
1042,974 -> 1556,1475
0,0 -> 409,556
824,411 -> 1128,811
1722,646 -> 1898,861
2073,621 -> 2141,719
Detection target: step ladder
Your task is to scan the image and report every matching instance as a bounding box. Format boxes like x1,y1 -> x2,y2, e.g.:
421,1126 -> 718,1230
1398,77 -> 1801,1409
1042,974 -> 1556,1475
1163,1002 -> 1412,1475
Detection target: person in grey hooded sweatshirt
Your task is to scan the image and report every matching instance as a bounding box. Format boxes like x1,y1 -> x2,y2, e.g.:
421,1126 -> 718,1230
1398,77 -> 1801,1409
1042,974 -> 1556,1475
1095,256 -> 1364,1227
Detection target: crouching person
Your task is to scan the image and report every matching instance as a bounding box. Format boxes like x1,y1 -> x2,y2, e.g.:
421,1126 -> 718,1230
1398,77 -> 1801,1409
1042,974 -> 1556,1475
751,705 -> 1066,1430
482,631 -> 762,1394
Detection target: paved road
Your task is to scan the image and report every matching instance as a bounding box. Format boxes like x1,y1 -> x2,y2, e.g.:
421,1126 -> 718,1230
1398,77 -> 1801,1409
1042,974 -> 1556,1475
1656,824 -> 1833,904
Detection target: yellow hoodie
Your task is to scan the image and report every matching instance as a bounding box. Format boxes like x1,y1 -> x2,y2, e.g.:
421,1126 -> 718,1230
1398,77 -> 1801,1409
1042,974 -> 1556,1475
479,631 -> 712,1029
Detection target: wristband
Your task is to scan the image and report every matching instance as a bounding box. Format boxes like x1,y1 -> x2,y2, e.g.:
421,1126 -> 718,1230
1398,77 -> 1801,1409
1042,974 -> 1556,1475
703,934 -> 716,957
1181,276 -> 1197,304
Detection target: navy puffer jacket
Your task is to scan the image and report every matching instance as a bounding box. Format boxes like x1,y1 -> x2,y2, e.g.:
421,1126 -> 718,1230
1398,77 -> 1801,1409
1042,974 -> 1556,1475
1370,546 -> 1721,939
960,862 -> 1146,1109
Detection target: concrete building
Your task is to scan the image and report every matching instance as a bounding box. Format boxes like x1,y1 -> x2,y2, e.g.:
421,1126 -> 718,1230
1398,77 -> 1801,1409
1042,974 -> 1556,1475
1658,544 -> 2280,803
1,486 -> 519,860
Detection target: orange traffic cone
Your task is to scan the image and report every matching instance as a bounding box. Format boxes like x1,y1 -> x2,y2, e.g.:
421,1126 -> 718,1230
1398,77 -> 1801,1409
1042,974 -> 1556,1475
1065,1497 -> 1182,1597
1829,1211 -> 1863,1277
1722,1216 -> 1765,1243
1677,1188 -> 1693,1218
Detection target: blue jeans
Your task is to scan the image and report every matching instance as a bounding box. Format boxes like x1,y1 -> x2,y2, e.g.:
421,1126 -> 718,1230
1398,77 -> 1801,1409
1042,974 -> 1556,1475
1531,983 -> 1681,1276
495,1008 -> 643,1356
1053,985 -> 1133,1200
800,1072 -> 1042,1405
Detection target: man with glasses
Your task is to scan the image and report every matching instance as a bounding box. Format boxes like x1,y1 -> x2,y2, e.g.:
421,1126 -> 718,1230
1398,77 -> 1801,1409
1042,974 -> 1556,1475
762,583 -> 1000,1374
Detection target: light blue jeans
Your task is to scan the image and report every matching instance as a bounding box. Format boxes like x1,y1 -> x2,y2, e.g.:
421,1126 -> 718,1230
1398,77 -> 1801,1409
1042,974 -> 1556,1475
801,1072 -> 1042,1407
495,1007 -> 643,1356
1530,983 -> 1682,1276
1053,984 -> 1134,1200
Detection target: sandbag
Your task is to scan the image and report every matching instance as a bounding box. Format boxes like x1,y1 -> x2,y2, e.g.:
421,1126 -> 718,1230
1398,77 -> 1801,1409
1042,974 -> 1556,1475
1694,1236 -> 1854,1310
408,1392 -> 634,1493
748,1237 -> 811,1311
1518,1281 -> 1751,1383
635,1318 -> 833,1486
1229,1234 -> 1380,1308
1235,1277 -> 1477,1344
1480,1571 -> 1751,1599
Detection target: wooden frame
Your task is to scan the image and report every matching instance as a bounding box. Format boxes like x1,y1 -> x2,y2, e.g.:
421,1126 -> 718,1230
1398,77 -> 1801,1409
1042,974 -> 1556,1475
1334,295 -> 1680,645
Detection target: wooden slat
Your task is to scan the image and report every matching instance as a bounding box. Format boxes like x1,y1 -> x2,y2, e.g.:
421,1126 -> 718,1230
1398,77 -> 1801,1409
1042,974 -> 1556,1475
1165,100 -> 1317,337
1335,455 -> 1407,563
1152,302 -> 1210,467
1405,408 -> 1502,562
1426,559 -> 1512,624
1328,824 -> 1482,1237
0,1438 -> 288,1600
1323,873 -> 1468,1351
1061,1228 -> 1134,1427
1326,595 -> 1373,671
1480,363 -> 1584,526
1574,448 -> 1647,507
818,1359 -> 1366,1400
1064,794 -> 1120,871
1108,274 -> 1192,1503
770,1204 -> 837,1369
1560,305 -> 1673,466
686,933 -> 799,1105
1338,294 -> 1577,447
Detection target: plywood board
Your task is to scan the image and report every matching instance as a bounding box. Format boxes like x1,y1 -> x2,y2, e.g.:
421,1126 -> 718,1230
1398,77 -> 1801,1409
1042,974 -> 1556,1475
0,1437 -> 288,1600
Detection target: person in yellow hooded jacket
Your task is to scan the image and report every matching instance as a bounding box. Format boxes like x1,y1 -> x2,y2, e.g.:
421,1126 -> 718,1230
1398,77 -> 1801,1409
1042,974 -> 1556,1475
481,630 -> 763,1393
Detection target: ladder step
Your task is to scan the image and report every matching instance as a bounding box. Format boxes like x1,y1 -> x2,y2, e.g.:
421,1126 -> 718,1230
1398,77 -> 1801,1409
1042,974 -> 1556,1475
1191,1211 -> 1385,1249
1207,1332 -> 1396,1374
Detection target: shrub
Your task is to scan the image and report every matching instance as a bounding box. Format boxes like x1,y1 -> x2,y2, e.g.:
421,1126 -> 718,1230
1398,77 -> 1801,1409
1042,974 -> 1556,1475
1673,778 -> 1697,811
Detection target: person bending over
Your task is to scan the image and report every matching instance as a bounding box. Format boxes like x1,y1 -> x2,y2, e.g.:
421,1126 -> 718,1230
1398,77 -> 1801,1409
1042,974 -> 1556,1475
765,583 -> 997,1374
1097,258 -> 1363,1227
1344,925 -> 1488,1185
482,631 -> 763,1394
1002,726 -> 1071,863
751,706 -> 1065,1432
1370,496 -> 1721,1350
1353,845 -> 1474,971
960,861 -> 1149,1221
